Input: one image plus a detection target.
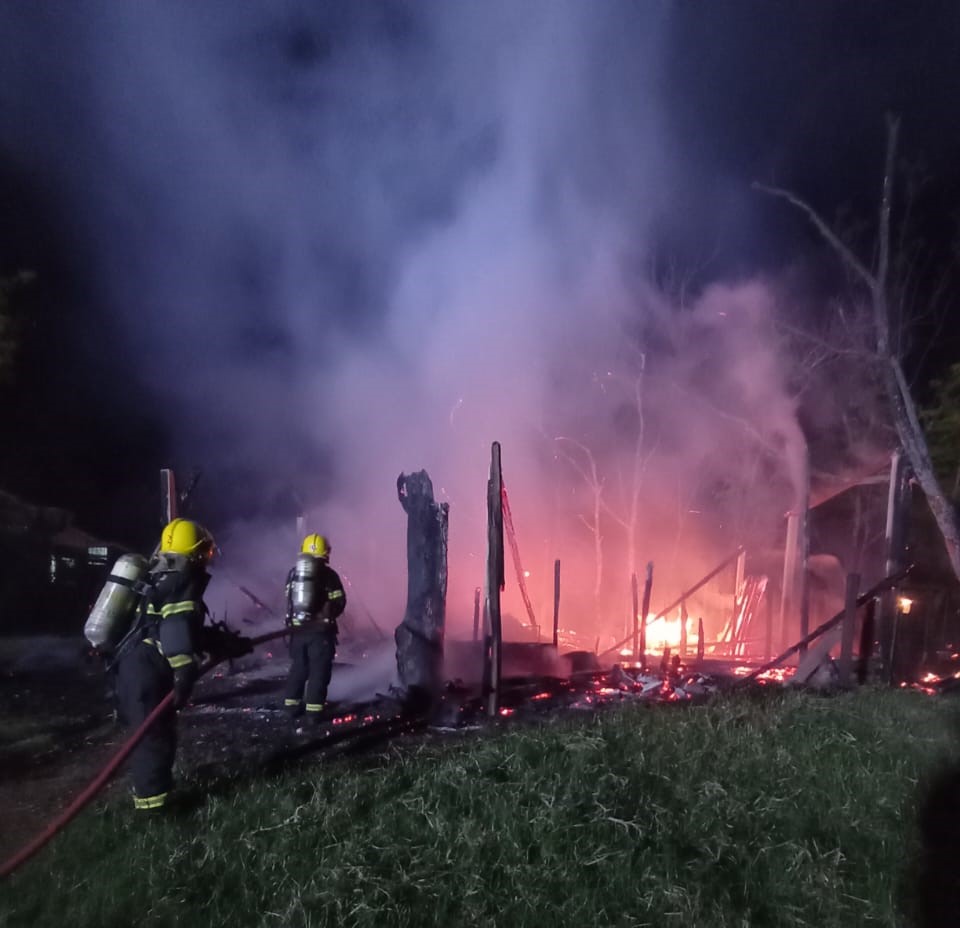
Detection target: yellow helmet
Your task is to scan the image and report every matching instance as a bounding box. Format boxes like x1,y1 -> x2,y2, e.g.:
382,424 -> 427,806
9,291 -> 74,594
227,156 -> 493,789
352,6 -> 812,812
301,533 -> 330,558
160,518 -> 216,561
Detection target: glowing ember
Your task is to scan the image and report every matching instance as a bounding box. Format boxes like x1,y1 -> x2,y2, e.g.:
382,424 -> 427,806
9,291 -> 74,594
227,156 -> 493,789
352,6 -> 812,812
731,665 -> 795,683
499,707 -> 515,717
757,667 -> 794,683
897,596 -> 914,614
531,692 -> 552,701
901,681 -> 937,696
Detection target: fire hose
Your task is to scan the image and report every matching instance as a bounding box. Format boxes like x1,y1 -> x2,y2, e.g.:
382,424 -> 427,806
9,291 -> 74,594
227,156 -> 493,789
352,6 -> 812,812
0,621 -> 309,881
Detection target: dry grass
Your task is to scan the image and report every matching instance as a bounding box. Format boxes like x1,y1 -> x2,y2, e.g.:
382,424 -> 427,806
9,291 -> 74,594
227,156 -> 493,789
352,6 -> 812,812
1,687 -> 956,927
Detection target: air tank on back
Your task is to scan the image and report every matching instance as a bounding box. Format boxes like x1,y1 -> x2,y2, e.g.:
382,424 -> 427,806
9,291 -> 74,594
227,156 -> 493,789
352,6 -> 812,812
83,553 -> 150,651
289,552 -> 318,617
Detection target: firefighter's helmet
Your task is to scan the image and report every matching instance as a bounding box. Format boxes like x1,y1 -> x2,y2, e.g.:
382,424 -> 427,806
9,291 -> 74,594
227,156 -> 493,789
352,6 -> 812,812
301,533 -> 331,558
160,518 -> 216,562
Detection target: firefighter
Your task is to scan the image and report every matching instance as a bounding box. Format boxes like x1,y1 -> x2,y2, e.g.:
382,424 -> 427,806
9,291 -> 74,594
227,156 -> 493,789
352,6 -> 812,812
114,518 -> 249,811
283,533 -> 346,724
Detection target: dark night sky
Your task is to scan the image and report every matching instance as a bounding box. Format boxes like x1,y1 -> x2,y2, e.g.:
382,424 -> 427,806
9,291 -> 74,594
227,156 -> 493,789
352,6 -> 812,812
1,0 -> 959,549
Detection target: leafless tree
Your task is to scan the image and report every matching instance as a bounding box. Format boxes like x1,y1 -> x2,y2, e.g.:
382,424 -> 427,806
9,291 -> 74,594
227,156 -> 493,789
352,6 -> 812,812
596,354 -> 651,595
756,115 -> 960,581
554,435 -> 605,616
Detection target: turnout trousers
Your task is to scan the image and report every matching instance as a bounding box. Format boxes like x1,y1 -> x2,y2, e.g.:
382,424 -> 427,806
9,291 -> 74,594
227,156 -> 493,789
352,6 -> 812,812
284,626 -> 337,714
115,641 -> 177,809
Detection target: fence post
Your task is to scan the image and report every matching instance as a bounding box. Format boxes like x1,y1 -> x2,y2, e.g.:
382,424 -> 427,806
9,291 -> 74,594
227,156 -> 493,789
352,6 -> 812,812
552,559 -> 561,649
486,443 -> 504,717
838,573 -> 859,687
472,587 -> 481,642
639,563 -> 653,670
679,599 -> 688,658
857,598 -> 876,684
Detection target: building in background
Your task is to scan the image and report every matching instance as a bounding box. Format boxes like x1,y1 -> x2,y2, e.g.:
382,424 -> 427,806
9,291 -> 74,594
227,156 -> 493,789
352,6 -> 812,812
0,490 -> 124,636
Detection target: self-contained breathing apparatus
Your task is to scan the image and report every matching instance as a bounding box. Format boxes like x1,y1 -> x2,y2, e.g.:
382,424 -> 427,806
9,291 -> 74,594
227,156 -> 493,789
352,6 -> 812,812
287,552 -> 319,626
85,551 -> 251,669
83,554 -> 153,654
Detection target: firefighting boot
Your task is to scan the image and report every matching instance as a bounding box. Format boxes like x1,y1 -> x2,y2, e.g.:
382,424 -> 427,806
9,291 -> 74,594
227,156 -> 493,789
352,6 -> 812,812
296,704 -> 326,733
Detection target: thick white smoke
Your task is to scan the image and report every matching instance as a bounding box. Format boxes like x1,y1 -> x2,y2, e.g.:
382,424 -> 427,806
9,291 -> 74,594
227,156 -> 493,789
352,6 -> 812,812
0,2 -> 819,653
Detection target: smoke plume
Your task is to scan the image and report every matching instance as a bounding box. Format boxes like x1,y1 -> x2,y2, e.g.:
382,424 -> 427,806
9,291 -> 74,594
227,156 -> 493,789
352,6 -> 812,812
1,2 -> 824,650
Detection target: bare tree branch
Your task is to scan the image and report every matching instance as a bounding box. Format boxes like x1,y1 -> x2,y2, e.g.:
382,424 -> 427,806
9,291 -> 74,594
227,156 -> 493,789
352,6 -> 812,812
752,181 -> 877,294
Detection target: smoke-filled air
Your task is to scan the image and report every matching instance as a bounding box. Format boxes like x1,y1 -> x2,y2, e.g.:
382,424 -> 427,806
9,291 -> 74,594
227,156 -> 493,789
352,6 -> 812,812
2,1 -> 864,653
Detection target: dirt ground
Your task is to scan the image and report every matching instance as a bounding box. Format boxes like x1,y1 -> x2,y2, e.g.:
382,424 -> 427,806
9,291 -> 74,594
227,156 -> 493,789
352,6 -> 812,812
0,636 -> 391,862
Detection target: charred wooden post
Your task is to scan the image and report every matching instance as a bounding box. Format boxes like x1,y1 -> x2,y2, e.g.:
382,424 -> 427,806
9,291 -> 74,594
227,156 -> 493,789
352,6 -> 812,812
472,587 -> 481,642
838,573 -> 860,688
639,562 -> 653,670
733,550 -> 746,644
857,598 -> 877,684
552,559 -> 561,649
679,600 -> 688,657
660,647 -> 672,677
395,470 -> 449,712
779,512 -> 800,653
631,572 -> 640,663
160,469 -> 177,525
888,600 -> 903,685
697,617 -> 705,662
764,589 -> 774,659
880,450 -> 908,677
485,443 -> 505,718
798,453 -> 811,655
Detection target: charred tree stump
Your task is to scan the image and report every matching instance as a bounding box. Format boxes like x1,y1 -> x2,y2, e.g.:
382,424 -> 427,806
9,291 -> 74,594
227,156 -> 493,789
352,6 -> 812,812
697,618 -> 705,662
395,470 -> 449,712
631,572 -> 640,662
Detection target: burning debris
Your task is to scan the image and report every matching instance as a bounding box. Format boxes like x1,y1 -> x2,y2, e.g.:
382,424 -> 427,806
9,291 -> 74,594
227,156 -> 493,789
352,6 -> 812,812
732,665 -> 796,685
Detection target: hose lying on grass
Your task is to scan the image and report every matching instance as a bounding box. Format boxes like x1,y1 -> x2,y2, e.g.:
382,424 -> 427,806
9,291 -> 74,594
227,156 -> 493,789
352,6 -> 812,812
0,621 -> 314,880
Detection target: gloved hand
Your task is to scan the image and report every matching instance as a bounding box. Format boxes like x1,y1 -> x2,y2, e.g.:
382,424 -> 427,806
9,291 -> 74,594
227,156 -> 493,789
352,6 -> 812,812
172,663 -> 198,709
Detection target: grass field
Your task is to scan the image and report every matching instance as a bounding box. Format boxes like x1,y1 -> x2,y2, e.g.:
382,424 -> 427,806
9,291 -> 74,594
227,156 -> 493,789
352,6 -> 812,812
2,687 -> 958,927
